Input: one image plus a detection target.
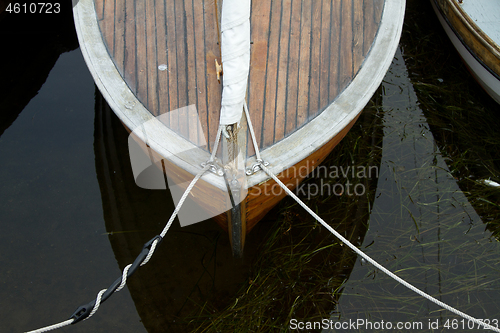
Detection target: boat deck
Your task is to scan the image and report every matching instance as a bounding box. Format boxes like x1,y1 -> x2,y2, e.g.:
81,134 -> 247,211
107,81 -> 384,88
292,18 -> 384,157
94,0 -> 384,154
459,0 -> 500,47
432,0 -> 500,104
75,0 -> 404,253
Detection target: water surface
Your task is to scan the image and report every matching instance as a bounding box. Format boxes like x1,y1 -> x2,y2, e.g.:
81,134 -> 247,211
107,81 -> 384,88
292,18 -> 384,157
1,1 -> 499,332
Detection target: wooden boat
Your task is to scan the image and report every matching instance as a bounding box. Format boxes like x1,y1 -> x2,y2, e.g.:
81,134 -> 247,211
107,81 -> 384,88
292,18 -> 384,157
431,0 -> 500,104
94,87 -> 381,330
73,0 -> 404,256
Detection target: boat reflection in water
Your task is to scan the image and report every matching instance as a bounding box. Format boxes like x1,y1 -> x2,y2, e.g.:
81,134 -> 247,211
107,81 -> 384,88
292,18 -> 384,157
0,5 -> 77,137
326,2 -> 500,328
75,0 -> 404,256
94,88 -> 383,331
403,1 -> 500,240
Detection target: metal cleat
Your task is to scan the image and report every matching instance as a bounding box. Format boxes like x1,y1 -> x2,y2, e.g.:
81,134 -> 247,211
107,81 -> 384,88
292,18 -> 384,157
245,159 -> 269,175
201,161 -> 224,176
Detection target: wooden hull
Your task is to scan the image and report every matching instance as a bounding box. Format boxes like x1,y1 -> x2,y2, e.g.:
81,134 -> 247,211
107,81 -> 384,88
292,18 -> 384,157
94,88 -> 380,330
125,111 -> 359,238
73,0 -> 405,254
216,113 -> 361,232
431,0 -> 500,104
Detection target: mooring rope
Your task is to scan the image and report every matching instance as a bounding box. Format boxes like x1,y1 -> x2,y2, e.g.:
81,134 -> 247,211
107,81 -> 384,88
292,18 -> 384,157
25,156 -> 215,333
27,112 -> 498,332
238,99 -> 500,331
26,319 -> 75,333
243,101 -> 261,162
257,161 -> 500,332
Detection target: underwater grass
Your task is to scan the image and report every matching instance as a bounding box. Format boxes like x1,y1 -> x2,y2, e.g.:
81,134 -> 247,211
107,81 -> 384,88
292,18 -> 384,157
163,1 -> 500,331
330,1 -> 500,323
163,98 -> 386,332
401,0 -> 500,241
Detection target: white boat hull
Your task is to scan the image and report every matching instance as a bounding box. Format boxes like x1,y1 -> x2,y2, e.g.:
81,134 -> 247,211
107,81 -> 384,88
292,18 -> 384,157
431,0 -> 500,104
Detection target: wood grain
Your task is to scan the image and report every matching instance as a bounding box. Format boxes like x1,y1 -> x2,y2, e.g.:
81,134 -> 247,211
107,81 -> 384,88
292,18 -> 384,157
435,0 -> 500,78
93,0 -> 384,153
87,0 -> 391,238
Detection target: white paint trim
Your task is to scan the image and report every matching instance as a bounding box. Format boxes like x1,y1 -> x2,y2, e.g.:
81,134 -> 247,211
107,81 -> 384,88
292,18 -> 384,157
459,0 -> 500,48
73,0 -> 406,189
431,0 -> 500,104
247,0 -> 406,186
72,0 -> 226,190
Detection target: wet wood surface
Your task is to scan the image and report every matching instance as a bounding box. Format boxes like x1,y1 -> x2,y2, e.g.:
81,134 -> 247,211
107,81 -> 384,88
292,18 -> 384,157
94,0 -> 384,153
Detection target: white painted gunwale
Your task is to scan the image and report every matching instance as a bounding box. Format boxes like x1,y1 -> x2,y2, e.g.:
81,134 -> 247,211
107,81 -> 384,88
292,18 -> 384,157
459,0 -> 500,49
431,0 -> 500,104
73,0 -> 405,190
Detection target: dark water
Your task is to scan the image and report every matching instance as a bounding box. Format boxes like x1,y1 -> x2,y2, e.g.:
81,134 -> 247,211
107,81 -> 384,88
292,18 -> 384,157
1,1 -> 499,332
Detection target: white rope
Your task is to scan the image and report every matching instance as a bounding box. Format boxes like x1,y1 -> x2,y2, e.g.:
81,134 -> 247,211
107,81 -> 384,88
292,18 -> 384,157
209,126 -> 223,162
241,106 -> 498,330
160,164 -> 211,239
140,163 -> 212,266
26,164 -> 211,333
84,289 -> 106,320
140,237 -> 158,266
116,264 -> 132,291
25,319 -> 74,333
243,101 -> 261,161
258,162 -> 500,332
25,287 -> 107,332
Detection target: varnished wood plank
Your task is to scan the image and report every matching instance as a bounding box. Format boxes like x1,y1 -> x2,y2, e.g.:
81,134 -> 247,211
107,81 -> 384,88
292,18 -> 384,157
165,0 -> 179,131
92,0 -> 386,151
95,0 -> 104,21
113,1 -> 125,77
296,1 -> 312,128
205,0 -> 222,151
375,0 -> 384,23
135,0 -> 148,109
248,0 -> 272,152
213,0 -> 224,158
261,0 -> 282,148
319,0 -> 332,111
274,0 -> 292,143
124,0 -> 137,93
193,0 -> 209,147
156,0 -> 169,122
102,0 -> 115,55
184,0 -> 200,144
353,0 -> 364,74
284,0 -> 301,136
338,0 -> 353,95
308,0 -> 322,118
187,104 -> 203,146
175,0 -> 189,138
329,0 -> 342,101
369,0 -> 385,61
363,0 -> 375,56
146,0 -> 158,116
